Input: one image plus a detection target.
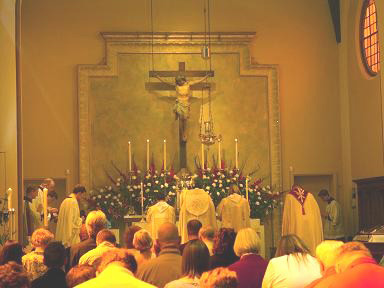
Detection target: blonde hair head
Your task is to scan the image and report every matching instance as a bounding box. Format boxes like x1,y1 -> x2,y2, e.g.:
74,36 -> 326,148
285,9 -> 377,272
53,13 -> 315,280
85,210 -> 107,239
31,228 -> 54,248
233,228 -> 260,257
200,267 -> 237,288
133,230 -> 153,252
315,240 -> 344,270
334,242 -> 372,273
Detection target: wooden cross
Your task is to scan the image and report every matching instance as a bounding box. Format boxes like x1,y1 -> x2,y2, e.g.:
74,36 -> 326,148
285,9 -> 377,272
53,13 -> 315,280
146,62 -> 215,170
146,62 -> 214,91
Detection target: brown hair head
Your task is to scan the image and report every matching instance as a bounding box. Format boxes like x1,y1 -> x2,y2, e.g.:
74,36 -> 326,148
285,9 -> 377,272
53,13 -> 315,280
275,234 -> 311,257
182,240 -> 210,278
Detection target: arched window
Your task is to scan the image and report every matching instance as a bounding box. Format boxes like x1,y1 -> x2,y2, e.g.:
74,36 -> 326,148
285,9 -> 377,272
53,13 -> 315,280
360,0 -> 380,76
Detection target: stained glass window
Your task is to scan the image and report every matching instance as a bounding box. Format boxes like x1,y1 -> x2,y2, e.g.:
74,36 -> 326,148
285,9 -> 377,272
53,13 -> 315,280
360,0 -> 380,76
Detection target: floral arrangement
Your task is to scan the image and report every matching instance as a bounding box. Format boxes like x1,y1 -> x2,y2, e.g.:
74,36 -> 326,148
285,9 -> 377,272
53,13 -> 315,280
89,161 -> 178,223
142,164 -> 178,209
89,158 -> 282,223
193,160 -> 282,220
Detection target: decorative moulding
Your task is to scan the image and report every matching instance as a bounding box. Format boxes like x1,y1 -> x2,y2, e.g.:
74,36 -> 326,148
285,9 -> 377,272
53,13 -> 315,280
78,32 -> 281,193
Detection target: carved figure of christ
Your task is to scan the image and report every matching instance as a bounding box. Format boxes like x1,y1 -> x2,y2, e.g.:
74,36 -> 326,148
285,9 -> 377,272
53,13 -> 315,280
146,62 -> 214,169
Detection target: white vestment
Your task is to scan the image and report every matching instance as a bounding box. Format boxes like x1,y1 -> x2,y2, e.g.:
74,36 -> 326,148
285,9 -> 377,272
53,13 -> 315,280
282,192 -> 323,254
179,188 -> 217,243
324,199 -> 344,239
30,187 -> 44,228
146,201 -> 176,239
55,194 -> 82,247
217,193 -> 250,232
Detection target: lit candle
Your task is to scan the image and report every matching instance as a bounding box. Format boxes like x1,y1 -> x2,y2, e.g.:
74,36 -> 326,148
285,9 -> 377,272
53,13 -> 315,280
128,141 -> 132,172
201,143 -> 205,170
235,138 -> 238,169
246,177 -> 249,201
146,139 -> 150,171
43,188 -> 48,227
7,188 -> 12,210
218,139 -> 222,169
163,139 -> 167,170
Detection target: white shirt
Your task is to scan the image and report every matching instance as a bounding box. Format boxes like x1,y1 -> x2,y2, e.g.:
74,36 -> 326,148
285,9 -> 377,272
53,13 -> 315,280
79,241 -> 115,266
324,199 -> 344,239
262,254 -> 322,288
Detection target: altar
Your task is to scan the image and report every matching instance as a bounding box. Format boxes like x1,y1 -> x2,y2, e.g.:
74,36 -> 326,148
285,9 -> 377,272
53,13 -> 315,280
124,215 -> 266,258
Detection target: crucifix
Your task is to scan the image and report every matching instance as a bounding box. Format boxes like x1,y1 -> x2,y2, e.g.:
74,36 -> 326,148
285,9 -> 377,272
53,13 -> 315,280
146,62 -> 214,170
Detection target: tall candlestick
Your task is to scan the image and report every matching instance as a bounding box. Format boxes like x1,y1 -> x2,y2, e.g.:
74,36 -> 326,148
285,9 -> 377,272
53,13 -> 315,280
128,141 -> 132,172
7,188 -> 12,210
146,139 -> 150,171
201,143 -> 205,170
43,188 -> 48,227
235,138 -> 239,169
246,178 -> 249,201
218,139 -> 222,169
141,182 -> 144,215
163,139 -> 167,170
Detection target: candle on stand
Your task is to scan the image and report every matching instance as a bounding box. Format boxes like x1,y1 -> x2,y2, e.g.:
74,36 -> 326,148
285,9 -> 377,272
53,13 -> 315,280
246,177 -> 249,201
140,182 -> 144,215
218,139 -> 222,169
43,188 -> 48,227
235,138 -> 239,169
163,139 -> 167,170
201,143 -> 205,170
7,188 -> 12,210
128,141 -> 132,172
146,139 -> 150,171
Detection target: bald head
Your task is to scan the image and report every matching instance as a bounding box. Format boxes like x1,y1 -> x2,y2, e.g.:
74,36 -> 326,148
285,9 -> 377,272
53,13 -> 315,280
42,178 -> 55,192
157,223 -> 179,243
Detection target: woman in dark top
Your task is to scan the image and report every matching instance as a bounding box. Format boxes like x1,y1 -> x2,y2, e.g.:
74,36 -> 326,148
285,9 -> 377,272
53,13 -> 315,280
210,228 -> 239,269
228,228 -> 268,288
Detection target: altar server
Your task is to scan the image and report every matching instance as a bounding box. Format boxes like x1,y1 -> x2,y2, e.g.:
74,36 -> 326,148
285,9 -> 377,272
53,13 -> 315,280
318,189 -> 345,241
32,178 -> 56,228
55,185 -> 86,247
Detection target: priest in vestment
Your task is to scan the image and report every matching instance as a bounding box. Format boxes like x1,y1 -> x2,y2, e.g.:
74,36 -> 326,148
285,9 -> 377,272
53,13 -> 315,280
217,184 -> 250,232
55,185 -> 86,247
282,185 -> 323,254
179,179 -> 217,243
146,192 -> 176,238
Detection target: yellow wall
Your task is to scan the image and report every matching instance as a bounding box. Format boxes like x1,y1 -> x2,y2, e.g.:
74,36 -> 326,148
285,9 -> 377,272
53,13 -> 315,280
0,0 -> 18,238
21,0 -> 344,242
346,0 -> 384,180
22,0 -> 341,189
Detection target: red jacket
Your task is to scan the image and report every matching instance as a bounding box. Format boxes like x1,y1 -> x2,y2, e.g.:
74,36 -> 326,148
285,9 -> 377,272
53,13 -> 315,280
305,267 -> 337,288
328,257 -> 384,288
